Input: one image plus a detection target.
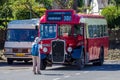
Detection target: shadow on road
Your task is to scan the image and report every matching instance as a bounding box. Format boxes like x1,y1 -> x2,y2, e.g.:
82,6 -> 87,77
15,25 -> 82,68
43,73 -> 64,76
47,63 -> 120,71
0,60 -> 120,71
0,60 -> 32,67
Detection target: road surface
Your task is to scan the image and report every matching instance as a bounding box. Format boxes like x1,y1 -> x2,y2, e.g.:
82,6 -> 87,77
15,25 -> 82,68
0,60 -> 120,80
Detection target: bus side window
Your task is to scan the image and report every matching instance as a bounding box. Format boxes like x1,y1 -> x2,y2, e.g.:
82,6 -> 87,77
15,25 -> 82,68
97,25 -> 101,37
103,25 -> 108,36
94,25 -> 98,37
88,25 -> 93,38
88,25 -> 99,38
99,25 -> 102,37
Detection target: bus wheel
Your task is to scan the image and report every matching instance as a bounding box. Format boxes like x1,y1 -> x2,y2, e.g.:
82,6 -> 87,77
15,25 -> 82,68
76,50 -> 85,70
40,59 -> 47,70
7,58 -> 13,65
93,48 -> 104,66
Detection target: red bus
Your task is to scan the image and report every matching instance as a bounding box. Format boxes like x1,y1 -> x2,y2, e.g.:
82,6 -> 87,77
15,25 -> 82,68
39,9 -> 109,70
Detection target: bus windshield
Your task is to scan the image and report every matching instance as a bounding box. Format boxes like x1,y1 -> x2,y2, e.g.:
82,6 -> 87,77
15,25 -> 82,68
40,24 -> 57,39
6,29 -> 37,42
58,24 -> 72,37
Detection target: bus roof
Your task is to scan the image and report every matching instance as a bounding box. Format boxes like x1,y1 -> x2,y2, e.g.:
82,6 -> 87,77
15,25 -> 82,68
8,18 -> 40,29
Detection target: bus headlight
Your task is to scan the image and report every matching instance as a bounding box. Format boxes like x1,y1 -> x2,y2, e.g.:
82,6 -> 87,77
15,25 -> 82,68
67,47 -> 72,52
43,47 -> 48,53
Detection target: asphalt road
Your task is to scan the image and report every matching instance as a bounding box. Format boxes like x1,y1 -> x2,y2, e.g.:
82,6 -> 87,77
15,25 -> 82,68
0,60 -> 120,80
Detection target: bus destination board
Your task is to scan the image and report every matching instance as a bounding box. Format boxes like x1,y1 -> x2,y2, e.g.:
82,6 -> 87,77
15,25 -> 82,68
47,11 -> 72,21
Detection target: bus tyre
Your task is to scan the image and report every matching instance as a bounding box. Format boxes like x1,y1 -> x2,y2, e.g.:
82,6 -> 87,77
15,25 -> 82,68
40,59 -> 47,70
76,51 -> 85,70
93,48 -> 104,66
7,58 -> 13,65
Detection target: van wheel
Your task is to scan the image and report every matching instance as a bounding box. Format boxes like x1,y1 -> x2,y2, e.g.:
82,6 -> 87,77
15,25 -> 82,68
24,60 -> 29,63
40,59 -> 47,70
93,48 -> 104,66
7,58 -> 13,65
76,49 -> 85,70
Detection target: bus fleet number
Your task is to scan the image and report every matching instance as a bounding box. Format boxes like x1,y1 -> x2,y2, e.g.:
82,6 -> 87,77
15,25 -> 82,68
64,16 -> 71,21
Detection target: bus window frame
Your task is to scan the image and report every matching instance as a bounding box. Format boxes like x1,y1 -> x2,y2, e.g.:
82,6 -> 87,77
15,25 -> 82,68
73,23 -> 84,37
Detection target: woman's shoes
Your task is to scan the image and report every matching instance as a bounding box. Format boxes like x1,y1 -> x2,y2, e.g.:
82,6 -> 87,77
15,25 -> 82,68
37,71 -> 41,75
33,70 -> 41,75
34,72 -> 37,75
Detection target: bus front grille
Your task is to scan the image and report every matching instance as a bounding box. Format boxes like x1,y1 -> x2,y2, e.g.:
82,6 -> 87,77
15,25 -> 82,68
52,40 -> 65,63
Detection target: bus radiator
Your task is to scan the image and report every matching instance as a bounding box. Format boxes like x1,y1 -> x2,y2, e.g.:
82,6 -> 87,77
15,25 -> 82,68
52,40 -> 65,63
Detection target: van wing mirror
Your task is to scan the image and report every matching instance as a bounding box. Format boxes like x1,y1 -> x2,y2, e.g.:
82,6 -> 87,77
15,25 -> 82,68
35,25 -> 38,30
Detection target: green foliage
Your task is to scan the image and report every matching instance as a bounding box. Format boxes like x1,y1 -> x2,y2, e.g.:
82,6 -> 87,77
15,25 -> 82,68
0,2 -> 13,19
114,0 -> 120,7
77,0 -> 84,7
109,0 -> 116,5
14,8 -> 31,19
11,0 -> 46,19
0,0 -> 8,6
53,0 -> 73,9
38,0 -> 52,9
0,0 -> 45,27
14,7 -> 46,19
0,26 -> 6,30
101,6 -> 120,29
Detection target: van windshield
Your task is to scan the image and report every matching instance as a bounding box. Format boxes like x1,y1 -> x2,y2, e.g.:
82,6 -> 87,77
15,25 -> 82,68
6,29 -> 37,42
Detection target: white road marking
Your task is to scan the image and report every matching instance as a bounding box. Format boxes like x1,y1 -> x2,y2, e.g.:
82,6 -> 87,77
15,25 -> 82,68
75,73 -> 81,75
64,75 -> 70,78
53,78 -> 61,80
83,71 -> 89,73
3,71 -> 10,74
14,70 -> 22,72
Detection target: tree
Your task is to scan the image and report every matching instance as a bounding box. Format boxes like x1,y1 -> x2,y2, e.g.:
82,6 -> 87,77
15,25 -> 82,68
114,0 -> 120,9
0,0 -> 7,6
11,0 -> 46,19
52,0 -> 73,9
52,0 -> 84,12
36,0 -> 52,9
0,0 -> 13,28
101,6 -> 120,29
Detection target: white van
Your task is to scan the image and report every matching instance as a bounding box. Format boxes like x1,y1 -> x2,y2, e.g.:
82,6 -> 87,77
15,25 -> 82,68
4,19 -> 39,64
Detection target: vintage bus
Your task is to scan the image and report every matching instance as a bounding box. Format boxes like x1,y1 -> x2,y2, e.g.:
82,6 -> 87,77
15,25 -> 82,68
4,18 -> 39,64
39,9 -> 109,70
